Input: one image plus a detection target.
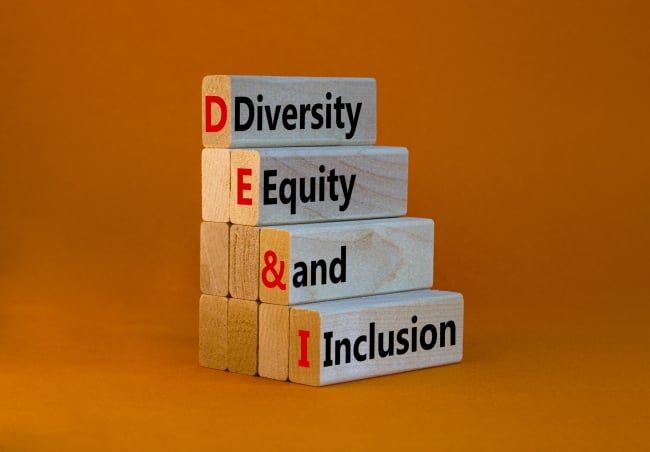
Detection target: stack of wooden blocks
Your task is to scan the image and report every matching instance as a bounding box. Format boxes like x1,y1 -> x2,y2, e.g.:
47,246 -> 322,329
199,75 -> 464,386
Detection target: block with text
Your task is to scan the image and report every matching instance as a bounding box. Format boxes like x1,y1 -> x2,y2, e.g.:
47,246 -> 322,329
259,217 -> 434,305
288,290 -> 463,386
203,75 -> 376,148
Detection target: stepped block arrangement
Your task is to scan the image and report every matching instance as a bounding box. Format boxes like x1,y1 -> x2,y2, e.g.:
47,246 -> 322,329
199,75 -> 464,385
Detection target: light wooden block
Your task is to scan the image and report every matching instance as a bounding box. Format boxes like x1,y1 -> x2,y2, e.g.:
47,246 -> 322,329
202,148 -> 230,222
199,295 -> 227,370
258,303 -> 290,381
259,217 -> 434,305
200,222 -> 229,296
289,290 -> 463,386
227,298 -> 259,376
229,146 -> 408,226
229,225 -> 259,300
202,75 -> 376,148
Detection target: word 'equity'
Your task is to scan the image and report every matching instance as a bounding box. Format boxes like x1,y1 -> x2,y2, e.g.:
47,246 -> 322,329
262,166 -> 356,214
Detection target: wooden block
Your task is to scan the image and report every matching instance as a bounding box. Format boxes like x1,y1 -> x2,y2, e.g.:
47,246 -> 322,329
229,146 -> 408,226
199,295 -> 227,370
289,290 -> 463,386
200,222 -> 229,296
202,148 -> 230,222
202,75 -> 376,148
227,298 -> 259,375
229,225 -> 259,300
258,304 -> 290,381
259,217 -> 434,305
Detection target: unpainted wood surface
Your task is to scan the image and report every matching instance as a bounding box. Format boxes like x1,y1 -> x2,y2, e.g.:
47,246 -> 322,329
200,222 -> 229,296
229,225 -> 259,300
227,298 -> 259,376
258,304 -> 290,381
198,295 -> 227,370
201,148 -> 230,222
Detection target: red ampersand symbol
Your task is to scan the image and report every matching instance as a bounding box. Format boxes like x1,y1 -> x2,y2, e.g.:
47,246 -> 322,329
262,250 -> 287,290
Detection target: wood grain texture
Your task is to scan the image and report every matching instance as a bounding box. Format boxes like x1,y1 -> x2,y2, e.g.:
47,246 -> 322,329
202,75 -> 376,148
202,75 -> 232,148
198,295 -> 227,370
258,303 -> 289,381
201,148 -> 230,222
289,290 -> 463,386
229,225 -> 260,300
229,146 -> 408,226
259,217 -> 433,305
200,222 -> 229,296
227,298 -> 259,376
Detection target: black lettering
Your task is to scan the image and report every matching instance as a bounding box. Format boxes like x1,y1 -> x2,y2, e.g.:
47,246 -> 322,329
311,104 -> 323,129
265,104 -> 281,130
329,246 -> 346,284
234,96 -> 254,131
327,169 -> 338,201
345,102 -> 362,139
299,177 -> 315,204
318,165 -> 325,201
411,315 -> 418,353
334,96 -> 345,128
440,321 -> 456,347
293,262 -> 308,287
310,259 -> 327,286
353,335 -> 367,362
279,178 -> 296,214
369,322 -> 375,360
420,324 -> 437,350
283,104 -> 297,130
378,331 -> 394,358
299,104 -> 310,129
323,331 -> 333,367
396,328 -> 409,355
256,95 -> 263,130
263,170 -> 277,205
325,92 -> 332,128
335,338 -> 351,365
339,174 -> 356,211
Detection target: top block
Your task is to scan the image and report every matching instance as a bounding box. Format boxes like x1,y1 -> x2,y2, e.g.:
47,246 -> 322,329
202,75 -> 376,148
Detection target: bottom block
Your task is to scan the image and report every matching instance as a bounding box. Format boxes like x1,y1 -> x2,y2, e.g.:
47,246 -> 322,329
199,294 -> 228,370
199,295 -> 259,375
259,303 -> 290,381
288,290 -> 464,386
227,298 -> 259,375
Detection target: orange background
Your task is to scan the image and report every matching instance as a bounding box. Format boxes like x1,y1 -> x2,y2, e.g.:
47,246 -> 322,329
2,1 -> 649,450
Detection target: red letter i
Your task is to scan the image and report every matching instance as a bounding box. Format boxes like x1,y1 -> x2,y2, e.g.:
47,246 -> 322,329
298,330 -> 310,368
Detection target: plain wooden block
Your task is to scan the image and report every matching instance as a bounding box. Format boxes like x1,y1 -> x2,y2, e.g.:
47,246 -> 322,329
202,148 -> 230,222
259,217 -> 434,306
200,222 -> 229,296
229,225 -> 259,300
229,146 -> 408,226
227,298 -> 259,376
289,290 -> 463,386
202,75 -> 376,148
199,295 -> 227,370
258,303 -> 290,381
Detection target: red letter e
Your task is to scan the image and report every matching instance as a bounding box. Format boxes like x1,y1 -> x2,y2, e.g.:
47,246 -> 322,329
237,167 -> 253,205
